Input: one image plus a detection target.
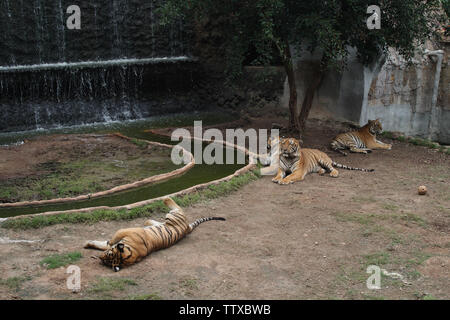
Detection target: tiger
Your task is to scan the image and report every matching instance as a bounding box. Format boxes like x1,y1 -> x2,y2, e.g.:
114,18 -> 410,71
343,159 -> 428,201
330,119 -> 392,156
272,137 -> 374,185
84,197 -> 225,272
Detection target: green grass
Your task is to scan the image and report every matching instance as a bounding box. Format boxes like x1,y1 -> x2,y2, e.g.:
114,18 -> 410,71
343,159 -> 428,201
129,138 -> 148,148
1,170 -> 260,230
0,150 -> 179,203
382,203 -> 399,212
39,251 -> 82,269
0,276 -> 32,291
89,278 -> 137,295
180,278 -> 199,290
351,196 -> 377,203
363,252 -> 392,266
382,131 -> 449,154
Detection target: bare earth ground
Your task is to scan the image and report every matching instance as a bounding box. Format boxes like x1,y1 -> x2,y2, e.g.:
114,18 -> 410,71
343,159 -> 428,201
0,118 -> 448,300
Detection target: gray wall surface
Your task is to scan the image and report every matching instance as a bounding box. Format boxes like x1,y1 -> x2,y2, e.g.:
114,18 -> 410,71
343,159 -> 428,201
284,44 -> 449,144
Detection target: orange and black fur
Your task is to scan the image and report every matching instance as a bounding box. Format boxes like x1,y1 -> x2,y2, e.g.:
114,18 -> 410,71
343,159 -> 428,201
272,138 -> 374,185
84,197 -> 225,272
330,119 -> 392,156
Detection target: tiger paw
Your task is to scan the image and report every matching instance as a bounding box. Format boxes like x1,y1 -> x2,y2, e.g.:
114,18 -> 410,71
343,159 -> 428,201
278,179 -> 293,185
272,178 -> 281,183
387,144 -> 392,150
84,241 -> 94,249
318,168 -> 326,175
330,169 -> 339,178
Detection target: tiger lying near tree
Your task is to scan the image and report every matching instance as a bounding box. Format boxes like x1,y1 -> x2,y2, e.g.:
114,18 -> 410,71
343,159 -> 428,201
330,119 -> 392,156
84,197 -> 225,272
272,137 -> 374,185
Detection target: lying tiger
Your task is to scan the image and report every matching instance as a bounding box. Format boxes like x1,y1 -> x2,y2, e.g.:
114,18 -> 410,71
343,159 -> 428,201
330,119 -> 392,156
84,197 -> 225,272
272,137 -> 374,185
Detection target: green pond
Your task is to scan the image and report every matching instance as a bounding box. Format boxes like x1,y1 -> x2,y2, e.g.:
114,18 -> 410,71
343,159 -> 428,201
0,113 -> 245,218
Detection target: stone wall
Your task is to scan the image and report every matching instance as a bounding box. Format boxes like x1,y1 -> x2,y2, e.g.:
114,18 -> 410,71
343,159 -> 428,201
283,44 -> 449,144
364,44 -> 449,143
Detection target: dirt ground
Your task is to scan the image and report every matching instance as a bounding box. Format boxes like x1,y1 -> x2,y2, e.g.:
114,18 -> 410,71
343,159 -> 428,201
0,118 -> 448,300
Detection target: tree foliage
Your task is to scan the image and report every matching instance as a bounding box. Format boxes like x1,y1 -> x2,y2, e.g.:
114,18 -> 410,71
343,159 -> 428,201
160,0 -> 445,132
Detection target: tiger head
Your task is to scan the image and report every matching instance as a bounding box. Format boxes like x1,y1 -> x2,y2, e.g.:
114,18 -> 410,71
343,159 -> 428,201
368,119 -> 383,135
99,242 -> 133,272
279,138 -> 300,159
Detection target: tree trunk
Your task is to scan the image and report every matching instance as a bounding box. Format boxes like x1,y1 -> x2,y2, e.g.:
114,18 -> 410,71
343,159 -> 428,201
281,41 -> 299,132
297,71 -> 325,135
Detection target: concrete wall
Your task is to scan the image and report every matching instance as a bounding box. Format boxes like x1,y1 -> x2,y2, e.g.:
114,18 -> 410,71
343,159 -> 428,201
283,44 -> 450,144
364,45 -> 449,143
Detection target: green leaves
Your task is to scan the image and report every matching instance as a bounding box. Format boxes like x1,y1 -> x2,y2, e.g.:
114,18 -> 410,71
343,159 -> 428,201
160,0 -> 442,74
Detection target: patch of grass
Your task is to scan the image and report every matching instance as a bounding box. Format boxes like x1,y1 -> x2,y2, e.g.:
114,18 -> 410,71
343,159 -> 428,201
0,276 -> 32,291
1,170 -> 260,230
404,251 -> 432,268
334,212 -> 378,225
409,138 -> 439,149
422,294 -> 437,300
381,131 -> 394,139
382,203 -> 399,212
398,213 -> 427,227
130,138 -> 148,149
89,278 -> 138,297
351,196 -> 377,203
127,293 -> 163,300
180,278 -> 199,290
363,252 -> 391,266
0,150 -> 180,202
382,131 -> 448,154
39,251 -> 82,269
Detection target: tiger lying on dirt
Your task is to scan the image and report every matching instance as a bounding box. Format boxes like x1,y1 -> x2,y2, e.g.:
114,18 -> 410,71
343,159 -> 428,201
84,197 -> 225,272
272,137 -> 374,185
330,119 -> 392,156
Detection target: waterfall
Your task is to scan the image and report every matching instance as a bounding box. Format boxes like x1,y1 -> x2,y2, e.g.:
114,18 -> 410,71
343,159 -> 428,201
0,0 -> 189,65
0,0 -> 194,132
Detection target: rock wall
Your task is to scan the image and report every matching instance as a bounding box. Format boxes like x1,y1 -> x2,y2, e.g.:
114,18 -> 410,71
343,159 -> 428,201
364,45 -> 449,143
284,44 -> 449,144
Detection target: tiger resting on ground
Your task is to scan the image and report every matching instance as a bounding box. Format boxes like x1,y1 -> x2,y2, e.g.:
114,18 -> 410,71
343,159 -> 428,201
84,197 -> 225,272
330,119 -> 392,156
272,137 -> 374,185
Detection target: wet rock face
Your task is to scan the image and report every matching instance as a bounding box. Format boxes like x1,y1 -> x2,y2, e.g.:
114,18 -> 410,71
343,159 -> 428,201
0,0 -> 198,132
366,48 -> 450,144
0,61 -> 207,132
0,0 -> 190,66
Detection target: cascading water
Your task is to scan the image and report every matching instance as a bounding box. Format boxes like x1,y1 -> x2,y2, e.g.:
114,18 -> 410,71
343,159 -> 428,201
0,0 -> 196,132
